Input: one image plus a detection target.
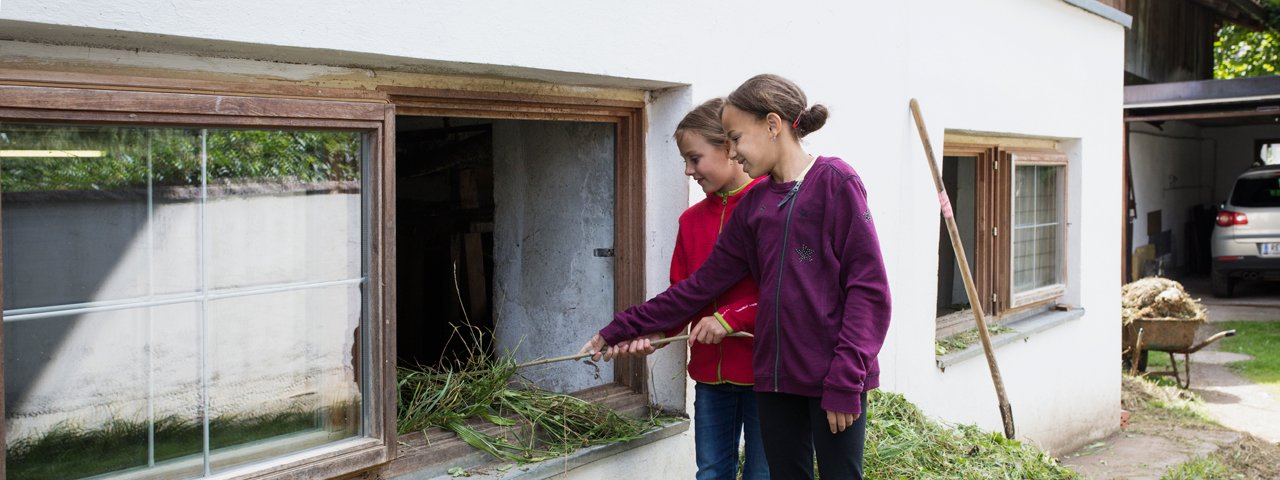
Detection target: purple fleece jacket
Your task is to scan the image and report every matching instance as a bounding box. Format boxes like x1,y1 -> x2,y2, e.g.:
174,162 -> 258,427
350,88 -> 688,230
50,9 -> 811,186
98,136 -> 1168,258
600,156 -> 891,416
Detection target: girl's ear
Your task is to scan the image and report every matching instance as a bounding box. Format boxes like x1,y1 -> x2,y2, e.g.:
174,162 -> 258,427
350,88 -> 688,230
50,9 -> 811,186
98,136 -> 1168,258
765,112 -> 783,139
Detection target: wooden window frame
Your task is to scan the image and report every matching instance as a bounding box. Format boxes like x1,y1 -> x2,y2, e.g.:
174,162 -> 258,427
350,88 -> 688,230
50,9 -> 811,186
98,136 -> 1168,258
384,86 -> 650,394
937,141 -> 1068,336
0,72 -> 652,478
369,86 -> 652,477
0,81 -> 397,479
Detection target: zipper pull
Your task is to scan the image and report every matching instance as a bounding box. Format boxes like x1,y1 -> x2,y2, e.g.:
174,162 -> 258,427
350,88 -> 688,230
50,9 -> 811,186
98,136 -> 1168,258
777,181 -> 802,208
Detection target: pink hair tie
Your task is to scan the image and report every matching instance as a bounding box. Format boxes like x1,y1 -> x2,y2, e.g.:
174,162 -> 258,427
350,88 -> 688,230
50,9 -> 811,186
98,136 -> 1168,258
792,108 -> 808,129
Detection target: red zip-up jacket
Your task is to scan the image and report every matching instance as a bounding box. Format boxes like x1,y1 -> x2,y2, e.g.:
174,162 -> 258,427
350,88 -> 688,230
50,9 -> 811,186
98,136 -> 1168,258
665,177 -> 763,385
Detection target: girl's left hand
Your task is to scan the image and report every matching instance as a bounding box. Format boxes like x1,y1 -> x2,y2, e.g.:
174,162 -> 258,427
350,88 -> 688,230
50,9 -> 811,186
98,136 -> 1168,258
826,410 -> 860,434
689,316 -> 728,344
578,334 -> 612,362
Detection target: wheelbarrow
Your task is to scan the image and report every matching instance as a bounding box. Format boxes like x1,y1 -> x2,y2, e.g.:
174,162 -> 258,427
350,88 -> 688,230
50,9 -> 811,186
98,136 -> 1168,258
1124,318 -> 1236,388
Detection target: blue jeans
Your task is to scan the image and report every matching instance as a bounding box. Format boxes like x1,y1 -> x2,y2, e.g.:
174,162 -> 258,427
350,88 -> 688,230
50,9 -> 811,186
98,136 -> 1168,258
694,382 -> 770,480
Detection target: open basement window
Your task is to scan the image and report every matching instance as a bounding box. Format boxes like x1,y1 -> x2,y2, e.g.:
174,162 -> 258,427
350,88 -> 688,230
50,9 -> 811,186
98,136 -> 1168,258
387,115 -> 659,476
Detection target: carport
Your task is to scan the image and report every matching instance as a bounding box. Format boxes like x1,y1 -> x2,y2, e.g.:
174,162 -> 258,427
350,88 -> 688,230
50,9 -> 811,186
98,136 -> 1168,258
1124,75 -> 1280,297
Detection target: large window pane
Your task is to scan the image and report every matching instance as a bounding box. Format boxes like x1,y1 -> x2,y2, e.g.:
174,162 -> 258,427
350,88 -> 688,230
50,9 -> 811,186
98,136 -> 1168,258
1013,165 -> 1062,293
2,123 -> 367,479
207,284 -> 362,472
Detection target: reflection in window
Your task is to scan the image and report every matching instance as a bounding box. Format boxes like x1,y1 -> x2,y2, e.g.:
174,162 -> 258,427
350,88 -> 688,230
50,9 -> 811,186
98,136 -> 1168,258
1,124 -> 366,479
1013,165 -> 1062,293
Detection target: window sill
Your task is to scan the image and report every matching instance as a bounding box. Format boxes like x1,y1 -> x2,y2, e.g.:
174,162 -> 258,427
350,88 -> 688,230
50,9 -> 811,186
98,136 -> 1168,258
382,385 -> 688,479
936,308 -> 1085,371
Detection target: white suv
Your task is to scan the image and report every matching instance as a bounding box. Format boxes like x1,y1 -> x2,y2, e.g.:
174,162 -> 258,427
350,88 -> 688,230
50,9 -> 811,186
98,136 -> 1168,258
1210,165 -> 1280,297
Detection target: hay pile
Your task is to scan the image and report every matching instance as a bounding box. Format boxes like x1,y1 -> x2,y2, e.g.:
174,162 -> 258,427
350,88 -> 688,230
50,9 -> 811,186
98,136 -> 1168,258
1121,277 -> 1206,325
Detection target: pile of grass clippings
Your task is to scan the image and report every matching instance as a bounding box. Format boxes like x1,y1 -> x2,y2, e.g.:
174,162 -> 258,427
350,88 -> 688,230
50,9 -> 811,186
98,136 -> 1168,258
397,328 -> 662,463
864,390 -> 1078,479
1122,277 -> 1206,325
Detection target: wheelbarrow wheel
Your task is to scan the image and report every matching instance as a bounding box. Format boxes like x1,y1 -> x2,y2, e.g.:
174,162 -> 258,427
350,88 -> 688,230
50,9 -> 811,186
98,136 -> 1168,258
1168,352 -> 1191,389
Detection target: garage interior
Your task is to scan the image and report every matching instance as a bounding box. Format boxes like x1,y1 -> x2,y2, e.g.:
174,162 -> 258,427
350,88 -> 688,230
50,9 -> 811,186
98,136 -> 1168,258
1124,75 -> 1280,297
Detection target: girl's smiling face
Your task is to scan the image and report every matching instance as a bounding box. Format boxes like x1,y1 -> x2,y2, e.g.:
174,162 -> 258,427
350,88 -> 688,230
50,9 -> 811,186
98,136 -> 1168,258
721,103 -> 779,179
677,131 -> 741,194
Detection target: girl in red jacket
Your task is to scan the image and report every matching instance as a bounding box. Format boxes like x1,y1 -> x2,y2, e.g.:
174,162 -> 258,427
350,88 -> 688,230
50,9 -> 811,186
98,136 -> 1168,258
616,97 -> 769,479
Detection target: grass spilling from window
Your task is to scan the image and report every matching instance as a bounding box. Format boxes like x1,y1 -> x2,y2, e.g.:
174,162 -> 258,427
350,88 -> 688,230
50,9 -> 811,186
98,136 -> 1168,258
863,390 -> 1077,479
6,410 -> 324,480
935,325 -> 1016,356
396,329 -> 664,464
1214,320 -> 1280,395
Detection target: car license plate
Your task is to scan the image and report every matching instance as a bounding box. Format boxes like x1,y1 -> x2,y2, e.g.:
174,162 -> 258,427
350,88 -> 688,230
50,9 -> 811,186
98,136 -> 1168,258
1262,243 -> 1280,257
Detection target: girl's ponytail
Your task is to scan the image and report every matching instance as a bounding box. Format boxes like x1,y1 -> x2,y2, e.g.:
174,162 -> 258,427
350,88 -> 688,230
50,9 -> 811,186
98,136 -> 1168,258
727,74 -> 828,138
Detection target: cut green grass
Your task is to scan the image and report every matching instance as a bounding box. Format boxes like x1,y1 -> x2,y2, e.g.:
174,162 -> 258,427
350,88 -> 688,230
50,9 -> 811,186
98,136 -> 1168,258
397,326 -> 664,463
1161,456 -> 1235,480
1214,320 -> 1280,395
864,389 -> 1077,479
935,325 -> 1016,356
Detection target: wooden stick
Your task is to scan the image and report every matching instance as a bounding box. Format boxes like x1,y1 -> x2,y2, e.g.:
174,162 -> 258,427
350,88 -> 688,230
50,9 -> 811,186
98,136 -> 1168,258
515,332 -> 754,369
910,98 -> 1016,439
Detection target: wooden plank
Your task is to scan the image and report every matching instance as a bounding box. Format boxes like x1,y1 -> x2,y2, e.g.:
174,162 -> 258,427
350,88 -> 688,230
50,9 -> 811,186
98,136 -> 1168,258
0,68 -> 389,103
395,105 -> 624,123
612,110 -> 648,393
996,150 -> 1014,316
0,166 -> 6,479
381,86 -> 645,110
0,85 -> 389,120
0,108 -> 383,130
377,106 -> 399,461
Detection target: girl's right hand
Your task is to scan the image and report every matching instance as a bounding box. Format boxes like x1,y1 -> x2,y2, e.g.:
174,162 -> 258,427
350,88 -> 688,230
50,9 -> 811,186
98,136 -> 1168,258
689,315 -> 728,344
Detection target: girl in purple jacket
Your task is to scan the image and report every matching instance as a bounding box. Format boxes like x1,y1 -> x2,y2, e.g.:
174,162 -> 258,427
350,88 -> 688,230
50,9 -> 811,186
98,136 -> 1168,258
582,74 -> 891,479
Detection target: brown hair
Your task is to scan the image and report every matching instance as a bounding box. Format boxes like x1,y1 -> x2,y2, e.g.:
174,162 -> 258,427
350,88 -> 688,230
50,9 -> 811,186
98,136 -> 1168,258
726,74 -> 828,138
674,97 -> 727,147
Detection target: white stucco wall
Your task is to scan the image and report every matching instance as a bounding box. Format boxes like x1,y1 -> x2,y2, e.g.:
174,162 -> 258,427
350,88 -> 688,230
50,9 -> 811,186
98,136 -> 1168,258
492,120 -> 618,394
0,0 -> 1127,473
1128,121 -> 1215,271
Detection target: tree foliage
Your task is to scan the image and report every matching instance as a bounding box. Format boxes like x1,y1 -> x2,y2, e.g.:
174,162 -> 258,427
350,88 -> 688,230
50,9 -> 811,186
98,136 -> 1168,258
1215,23 -> 1280,79
1214,2 -> 1280,80
0,125 -> 361,193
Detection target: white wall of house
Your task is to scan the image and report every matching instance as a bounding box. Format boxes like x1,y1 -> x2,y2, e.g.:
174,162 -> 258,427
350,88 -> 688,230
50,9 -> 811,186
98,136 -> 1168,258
0,0 -> 1127,473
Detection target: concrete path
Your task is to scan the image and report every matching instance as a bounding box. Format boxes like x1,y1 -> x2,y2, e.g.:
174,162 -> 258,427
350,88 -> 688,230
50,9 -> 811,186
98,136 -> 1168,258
1062,428 -> 1240,480
1188,326 -> 1280,444
1065,295 -> 1280,478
